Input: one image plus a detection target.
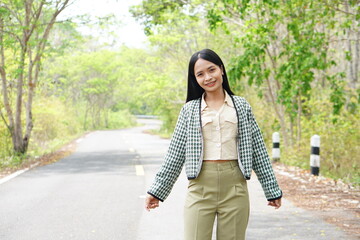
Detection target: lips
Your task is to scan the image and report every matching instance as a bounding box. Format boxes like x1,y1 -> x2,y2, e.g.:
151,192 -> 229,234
205,80 -> 216,87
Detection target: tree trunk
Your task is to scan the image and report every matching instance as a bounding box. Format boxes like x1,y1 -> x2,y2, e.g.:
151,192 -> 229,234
104,109 -> 109,128
353,29 -> 359,89
345,1 -> 356,87
13,48 -> 27,154
84,105 -> 89,130
288,112 -> 295,147
0,17 -> 15,134
24,50 -> 38,154
296,94 -> 302,147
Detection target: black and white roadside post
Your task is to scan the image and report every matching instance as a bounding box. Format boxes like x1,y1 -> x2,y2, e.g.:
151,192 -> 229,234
272,132 -> 280,162
310,135 -> 320,176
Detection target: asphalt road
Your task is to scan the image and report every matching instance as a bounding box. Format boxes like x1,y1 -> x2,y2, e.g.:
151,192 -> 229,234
0,119 -> 356,240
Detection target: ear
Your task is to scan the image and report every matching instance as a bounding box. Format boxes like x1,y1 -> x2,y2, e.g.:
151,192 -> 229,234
221,65 -> 224,75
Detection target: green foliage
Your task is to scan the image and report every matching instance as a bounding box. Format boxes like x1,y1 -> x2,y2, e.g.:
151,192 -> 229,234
0,94 -> 136,169
0,6 -> 134,166
29,96 -> 83,155
106,110 -> 136,129
131,0 -> 360,185
130,0 -> 186,35
0,0 -> 75,154
281,90 -> 360,184
42,45 -> 183,133
0,154 -> 24,169
131,3 -> 238,133
41,50 -> 124,129
223,1 -> 344,121
244,87 -> 359,184
1,0 -> 359,186
0,121 -> 12,159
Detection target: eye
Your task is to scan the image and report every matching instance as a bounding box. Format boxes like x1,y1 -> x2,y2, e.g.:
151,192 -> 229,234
209,68 -> 216,72
196,73 -> 203,77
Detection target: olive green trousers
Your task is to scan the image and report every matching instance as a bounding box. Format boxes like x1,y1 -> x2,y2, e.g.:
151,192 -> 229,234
184,161 -> 250,240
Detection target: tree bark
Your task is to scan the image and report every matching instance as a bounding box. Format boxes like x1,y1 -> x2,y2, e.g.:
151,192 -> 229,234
14,48 -> 27,153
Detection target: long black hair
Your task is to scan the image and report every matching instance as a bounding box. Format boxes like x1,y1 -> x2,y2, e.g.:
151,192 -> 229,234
186,49 -> 234,102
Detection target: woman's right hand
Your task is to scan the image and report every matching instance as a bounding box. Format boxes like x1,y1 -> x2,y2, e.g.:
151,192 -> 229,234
145,194 -> 160,211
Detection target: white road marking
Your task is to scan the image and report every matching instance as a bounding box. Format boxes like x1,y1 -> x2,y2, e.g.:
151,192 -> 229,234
135,165 -> 144,176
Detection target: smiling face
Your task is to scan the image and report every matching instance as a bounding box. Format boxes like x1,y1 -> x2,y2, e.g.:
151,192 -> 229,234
194,58 -> 224,94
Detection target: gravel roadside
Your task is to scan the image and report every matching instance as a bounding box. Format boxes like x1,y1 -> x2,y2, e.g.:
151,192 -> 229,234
274,163 -> 360,238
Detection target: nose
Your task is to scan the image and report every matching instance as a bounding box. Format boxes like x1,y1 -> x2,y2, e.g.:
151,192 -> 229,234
204,72 -> 211,81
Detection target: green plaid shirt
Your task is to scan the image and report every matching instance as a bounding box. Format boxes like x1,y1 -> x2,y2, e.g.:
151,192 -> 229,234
148,95 -> 282,201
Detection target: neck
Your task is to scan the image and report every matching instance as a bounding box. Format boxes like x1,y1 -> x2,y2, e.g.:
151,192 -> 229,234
204,88 -> 225,102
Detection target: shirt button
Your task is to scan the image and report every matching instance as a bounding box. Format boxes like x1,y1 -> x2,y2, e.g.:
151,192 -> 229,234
215,126 -> 220,130
216,143 -> 221,147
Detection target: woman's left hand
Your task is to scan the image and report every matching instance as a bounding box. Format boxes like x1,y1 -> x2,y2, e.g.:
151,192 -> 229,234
268,198 -> 282,209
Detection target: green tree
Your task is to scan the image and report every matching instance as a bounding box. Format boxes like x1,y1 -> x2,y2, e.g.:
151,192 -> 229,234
0,0 -> 71,154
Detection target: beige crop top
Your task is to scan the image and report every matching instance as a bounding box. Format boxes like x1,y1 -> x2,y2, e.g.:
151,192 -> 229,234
201,91 -> 238,160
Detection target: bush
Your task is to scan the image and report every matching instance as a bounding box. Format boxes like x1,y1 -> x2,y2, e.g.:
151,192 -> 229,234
239,88 -> 359,185
299,95 -> 360,184
106,109 -> 137,129
29,96 -> 83,156
0,124 -> 13,168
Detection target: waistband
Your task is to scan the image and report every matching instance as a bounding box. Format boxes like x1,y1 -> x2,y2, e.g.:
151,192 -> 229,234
201,160 -> 239,171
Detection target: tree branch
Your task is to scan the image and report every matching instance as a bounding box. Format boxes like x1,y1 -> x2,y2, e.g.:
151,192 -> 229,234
0,30 -> 23,44
0,109 -> 11,132
27,0 -> 46,43
33,0 -> 71,65
0,3 -> 24,26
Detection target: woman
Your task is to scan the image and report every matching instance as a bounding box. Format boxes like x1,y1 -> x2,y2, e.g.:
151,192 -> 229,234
145,49 -> 282,240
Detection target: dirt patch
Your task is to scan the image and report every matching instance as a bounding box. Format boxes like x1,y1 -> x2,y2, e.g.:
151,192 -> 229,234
274,163 -> 360,238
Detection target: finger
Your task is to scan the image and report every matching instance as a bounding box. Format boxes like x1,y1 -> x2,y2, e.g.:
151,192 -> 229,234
145,201 -> 150,211
268,201 -> 280,209
151,203 -> 159,208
